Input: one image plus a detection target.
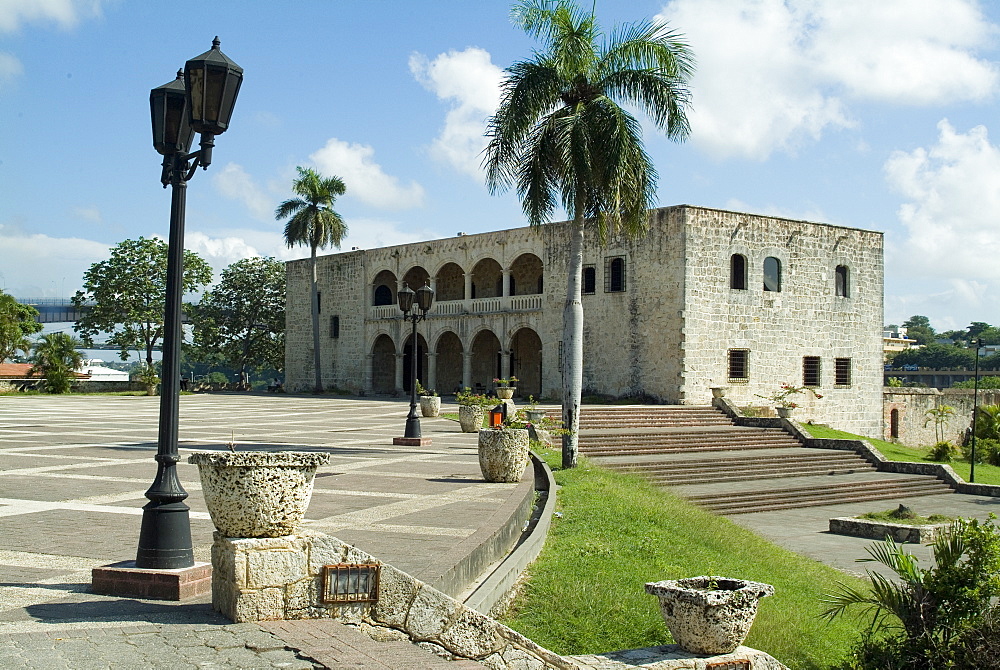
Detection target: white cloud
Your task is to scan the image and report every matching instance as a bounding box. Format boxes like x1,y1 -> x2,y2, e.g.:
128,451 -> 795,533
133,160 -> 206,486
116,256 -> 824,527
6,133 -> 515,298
72,206 -> 102,223
0,51 -> 22,83
309,138 -> 424,210
0,0 -> 106,33
0,225 -> 109,296
213,163 -> 274,221
657,0 -> 999,159
410,47 -> 503,178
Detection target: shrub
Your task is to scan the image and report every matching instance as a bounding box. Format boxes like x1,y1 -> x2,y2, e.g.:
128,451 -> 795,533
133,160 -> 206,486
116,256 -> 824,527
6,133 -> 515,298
928,440 -> 960,462
962,437 -> 1000,465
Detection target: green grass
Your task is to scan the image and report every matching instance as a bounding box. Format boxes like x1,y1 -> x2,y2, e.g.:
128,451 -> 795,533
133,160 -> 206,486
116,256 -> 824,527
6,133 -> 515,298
501,449 -> 865,669
802,424 -> 1000,486
859,507 -> 952,525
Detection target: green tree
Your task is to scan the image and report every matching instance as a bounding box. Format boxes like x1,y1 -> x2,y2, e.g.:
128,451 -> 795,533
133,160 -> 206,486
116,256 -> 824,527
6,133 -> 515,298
891,343 -> 976,370
190,257 -> 286,383
276,167 -> 347,393
28,332 -> 84,393
954,376 -> 1000,389
484,0 -> 693,468
902,315 -> 936,346
73,237 -> 212,370
0,291 -> 42,362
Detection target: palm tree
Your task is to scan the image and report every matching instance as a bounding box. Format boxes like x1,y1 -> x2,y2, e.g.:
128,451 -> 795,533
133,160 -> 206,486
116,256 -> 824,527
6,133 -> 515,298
276,167 -> 347,393
484,0 -> 693,467
29,332 -> 84,394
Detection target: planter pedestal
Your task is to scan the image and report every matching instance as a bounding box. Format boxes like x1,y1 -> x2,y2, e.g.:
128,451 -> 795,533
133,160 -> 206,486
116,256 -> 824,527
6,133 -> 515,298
477,428 -> 529,483
645,577 -> 774,655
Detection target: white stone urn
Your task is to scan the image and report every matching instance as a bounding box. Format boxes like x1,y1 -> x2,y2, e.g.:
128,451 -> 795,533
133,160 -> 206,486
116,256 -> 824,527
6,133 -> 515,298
775,406 -> 794,419
525,409 -> 546,424
496,387 -> 515,400
419,395 -> 441,417
188,451 -> 332,538
710,386 -> 729,399
478,428 -> 529,483
645,577 -> 774,655
459,405 -> 485,432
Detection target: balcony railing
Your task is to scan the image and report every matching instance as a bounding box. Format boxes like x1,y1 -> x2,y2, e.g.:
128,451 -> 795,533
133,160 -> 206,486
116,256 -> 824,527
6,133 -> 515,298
366,294 -> 543,320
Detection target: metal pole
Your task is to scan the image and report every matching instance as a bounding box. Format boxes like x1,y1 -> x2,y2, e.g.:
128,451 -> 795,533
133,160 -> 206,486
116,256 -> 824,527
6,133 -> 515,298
971,339 -> 981,483
403,312 -> 421,439
136,152 -> 194,569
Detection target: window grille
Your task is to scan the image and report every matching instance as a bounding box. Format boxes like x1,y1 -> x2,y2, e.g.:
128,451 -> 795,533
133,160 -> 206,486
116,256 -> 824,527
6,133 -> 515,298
605,257 -> 626,292
320,563 -> 380,604
728,349 -> 749,382
835,357 -> 851,386
803,356 -> 821,387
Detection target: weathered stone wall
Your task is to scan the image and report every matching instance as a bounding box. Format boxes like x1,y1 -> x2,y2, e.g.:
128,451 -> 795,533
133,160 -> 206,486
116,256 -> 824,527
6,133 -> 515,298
882,387 -> 1000,447
285,206 -> 884,435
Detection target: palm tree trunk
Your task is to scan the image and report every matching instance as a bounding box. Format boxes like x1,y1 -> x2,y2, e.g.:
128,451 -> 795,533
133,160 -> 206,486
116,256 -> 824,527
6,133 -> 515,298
309,245 -> 323,393
562,207 -> 585,469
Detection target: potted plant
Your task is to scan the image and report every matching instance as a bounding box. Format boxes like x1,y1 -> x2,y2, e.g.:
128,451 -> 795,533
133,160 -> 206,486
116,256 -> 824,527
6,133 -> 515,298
416,379 -> 440,417
756,382 -> 822,418
457,388 -> 493,432
493,376 -> 518,400
134,364 -> 160,396
524,395 -> 545,424
188,450 -> 332,538
645,576 -> 775,655
477,411 -> 529,482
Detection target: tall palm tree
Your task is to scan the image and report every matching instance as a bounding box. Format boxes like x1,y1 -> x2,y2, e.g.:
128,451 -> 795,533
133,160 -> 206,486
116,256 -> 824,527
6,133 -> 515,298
484,0 -> 693,467
29,332 -> 84,394
276,167 -> 347,393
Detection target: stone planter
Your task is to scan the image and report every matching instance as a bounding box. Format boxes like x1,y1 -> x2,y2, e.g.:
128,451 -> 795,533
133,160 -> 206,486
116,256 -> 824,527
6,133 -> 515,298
477,428 -> 529,483
525,409 -> 546,424
775,406 -> 794,419
496,387 -> 515,400
419,395 -> 441,417
459,405 -> 485,432
188,451 -> 332,538
645,577 -> 774,655
710,386 -> 729,399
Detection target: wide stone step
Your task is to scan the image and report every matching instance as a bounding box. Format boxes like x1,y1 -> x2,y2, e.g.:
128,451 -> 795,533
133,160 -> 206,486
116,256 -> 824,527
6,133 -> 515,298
646,464 -> 877,486
601,450 -> 872,471
580,442 -> 799,457
579,433 -> 800,448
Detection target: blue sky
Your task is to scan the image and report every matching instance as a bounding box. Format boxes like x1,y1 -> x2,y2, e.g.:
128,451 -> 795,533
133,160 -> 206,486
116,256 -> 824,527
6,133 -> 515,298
3,0 -> 1000,332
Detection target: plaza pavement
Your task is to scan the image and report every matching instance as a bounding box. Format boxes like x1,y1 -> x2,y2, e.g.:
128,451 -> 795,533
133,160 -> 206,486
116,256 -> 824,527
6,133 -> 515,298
4,393 -> 1000,668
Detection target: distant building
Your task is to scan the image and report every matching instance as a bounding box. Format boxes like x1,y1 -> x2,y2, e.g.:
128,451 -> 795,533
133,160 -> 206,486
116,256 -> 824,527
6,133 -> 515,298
285,205 -> 885,436
80,360 -> 130,382
883,326 -> 917,356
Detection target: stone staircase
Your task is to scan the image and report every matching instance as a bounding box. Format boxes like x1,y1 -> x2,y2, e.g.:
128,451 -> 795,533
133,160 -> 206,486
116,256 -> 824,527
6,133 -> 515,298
578,405 -> 953,515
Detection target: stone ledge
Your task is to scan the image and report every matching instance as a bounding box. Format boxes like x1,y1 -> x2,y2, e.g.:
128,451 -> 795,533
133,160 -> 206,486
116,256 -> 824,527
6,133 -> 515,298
91,560 -> 211,601
570,644 -> 787,669
829,517 -> 950,544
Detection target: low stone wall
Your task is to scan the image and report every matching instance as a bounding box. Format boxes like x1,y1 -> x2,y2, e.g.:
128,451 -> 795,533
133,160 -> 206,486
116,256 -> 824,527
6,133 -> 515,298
73,380 -> 146,393
829,517 -> 950,544
883,387 -> 1000,447
212,530 -> 575,668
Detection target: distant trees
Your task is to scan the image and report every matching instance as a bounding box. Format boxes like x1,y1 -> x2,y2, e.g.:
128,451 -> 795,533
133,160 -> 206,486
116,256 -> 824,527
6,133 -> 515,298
29,332 -> 83,393
73,237 -> 212,370
902,314 -> 936,345
0,290 -> 42,362
190,257 -> 285,383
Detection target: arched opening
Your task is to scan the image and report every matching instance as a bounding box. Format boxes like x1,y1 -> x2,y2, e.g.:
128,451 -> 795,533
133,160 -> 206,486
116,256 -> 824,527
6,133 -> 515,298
371,270 -> 397,306
510,328 -> 542,398
890,408 -> 900,439
371,334 -> 396,394
402,332 -> 429,394
471,258 -> 502,299
763,257 -> 782,292
608,257 -> 625,292
470,330 -> 501,392
435,262 -> 465,301
402,265 -> 430,291
510,253 -> 543,296
835,265 -> 849,297
435,331 -> 463,395
730,254 -> 747,290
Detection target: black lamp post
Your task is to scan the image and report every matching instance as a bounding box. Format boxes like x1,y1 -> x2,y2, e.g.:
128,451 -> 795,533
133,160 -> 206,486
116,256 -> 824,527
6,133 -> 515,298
398,283 -> 434,440
971,338 -> 982,483
138,38 -> 242,570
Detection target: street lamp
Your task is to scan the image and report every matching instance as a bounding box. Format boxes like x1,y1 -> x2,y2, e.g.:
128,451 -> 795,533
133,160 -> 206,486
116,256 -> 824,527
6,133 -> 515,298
394,283 -> 434,445
138,38 -> 242,570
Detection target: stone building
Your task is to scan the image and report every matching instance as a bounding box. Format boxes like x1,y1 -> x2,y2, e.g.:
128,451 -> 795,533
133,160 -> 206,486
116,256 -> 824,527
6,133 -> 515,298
285,205 -> 884,436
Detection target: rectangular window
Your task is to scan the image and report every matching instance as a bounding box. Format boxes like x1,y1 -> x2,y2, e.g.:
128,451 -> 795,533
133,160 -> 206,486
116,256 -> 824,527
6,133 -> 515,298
330,315 -> 340,339
803,356 -> 821,387
728,349 -> 749,382
605,256 -> 626,292
316,291 -> 322,314
835,357 -> 851,387
583,265 -> 596,294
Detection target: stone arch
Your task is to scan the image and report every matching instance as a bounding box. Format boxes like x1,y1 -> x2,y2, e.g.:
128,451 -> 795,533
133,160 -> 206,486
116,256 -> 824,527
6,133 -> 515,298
470,257 -> 503,299
730,253 -> 748,290
470,329 -> 502,392
509,253 -> 543,296
510,327 -> 542,398
371,270 -> 397,306
371,334 -> 396,394
402,266 -> 431,291
401,332 -> 429,394
435,262 -> 465,302
434,331 -> 464,395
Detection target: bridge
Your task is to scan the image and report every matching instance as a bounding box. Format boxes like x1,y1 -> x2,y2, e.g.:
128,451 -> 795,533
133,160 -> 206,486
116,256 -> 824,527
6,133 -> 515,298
15,297 -> 93,324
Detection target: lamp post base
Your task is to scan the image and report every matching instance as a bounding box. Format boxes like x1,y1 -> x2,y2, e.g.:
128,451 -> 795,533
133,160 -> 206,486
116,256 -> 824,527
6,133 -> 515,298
92,560 -> 211,601
393,436 -> 433,446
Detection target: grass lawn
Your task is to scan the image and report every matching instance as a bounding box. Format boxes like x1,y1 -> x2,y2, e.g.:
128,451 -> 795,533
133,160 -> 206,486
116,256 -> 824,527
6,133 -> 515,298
501,448 -> 865,669
802,424 -> 1000,486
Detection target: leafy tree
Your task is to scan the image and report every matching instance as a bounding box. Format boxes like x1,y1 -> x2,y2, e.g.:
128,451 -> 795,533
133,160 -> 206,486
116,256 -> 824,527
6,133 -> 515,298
190,257 -> 285,382
73,237 -> 212,370
276,167 -> 347,393
484,0 -> 693,468
902,315 -> 936,346
891,343 -> 976,370
954,376 -> 1000,389
28,332 -> 84,393
924,404 -> 955,444
0,290 -> 42,362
